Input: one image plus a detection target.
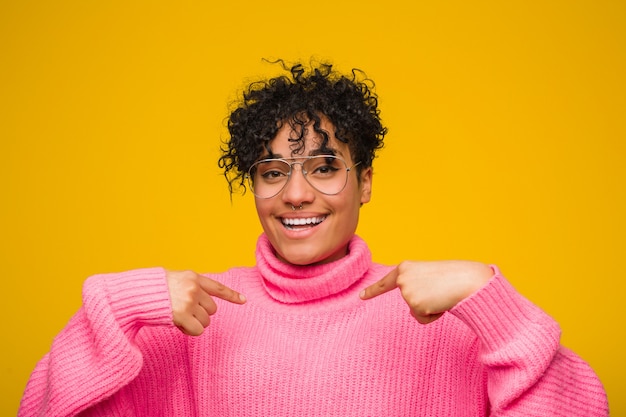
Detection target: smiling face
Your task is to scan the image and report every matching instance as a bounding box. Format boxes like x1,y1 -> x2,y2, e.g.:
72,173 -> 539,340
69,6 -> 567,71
254,117 -> 372,266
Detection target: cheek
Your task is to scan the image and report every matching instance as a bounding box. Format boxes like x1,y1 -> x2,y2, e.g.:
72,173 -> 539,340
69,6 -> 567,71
346,184 -> 366,208
332,189 -> 363,222
254,200 -> 273,223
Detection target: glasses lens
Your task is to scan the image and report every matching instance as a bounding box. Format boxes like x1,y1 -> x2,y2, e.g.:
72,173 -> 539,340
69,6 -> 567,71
248,156 -> 351,198
302,156 -> 348,195
248,159 -> 291,198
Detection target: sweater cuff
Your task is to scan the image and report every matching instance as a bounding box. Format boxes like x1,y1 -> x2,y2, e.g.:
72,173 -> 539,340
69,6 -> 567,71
449,266 -> 561,354
84,267 -> 174,333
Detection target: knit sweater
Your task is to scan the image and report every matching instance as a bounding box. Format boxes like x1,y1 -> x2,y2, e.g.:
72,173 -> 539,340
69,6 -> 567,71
19,234 -> 608,416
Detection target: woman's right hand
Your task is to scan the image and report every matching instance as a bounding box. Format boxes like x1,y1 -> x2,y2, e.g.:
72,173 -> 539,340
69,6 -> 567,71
166,270 -> 246,336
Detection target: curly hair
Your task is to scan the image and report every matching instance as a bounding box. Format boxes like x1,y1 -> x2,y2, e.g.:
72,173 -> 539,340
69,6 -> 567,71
218,60 -> 388,194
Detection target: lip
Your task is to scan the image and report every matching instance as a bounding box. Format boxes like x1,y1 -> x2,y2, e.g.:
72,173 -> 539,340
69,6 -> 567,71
278,211 -> 327,219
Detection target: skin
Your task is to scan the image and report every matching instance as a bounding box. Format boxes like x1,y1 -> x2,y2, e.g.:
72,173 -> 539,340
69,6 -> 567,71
167,270 -> 246,336
166,116 -> 493,335
253,117 -> 372,266
359,260 -> 493,324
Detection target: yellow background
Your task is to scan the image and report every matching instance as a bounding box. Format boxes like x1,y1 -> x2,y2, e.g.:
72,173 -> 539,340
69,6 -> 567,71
2,0 -> 624,415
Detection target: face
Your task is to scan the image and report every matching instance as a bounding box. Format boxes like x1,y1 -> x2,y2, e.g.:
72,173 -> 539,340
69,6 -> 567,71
253,117 -> 372,266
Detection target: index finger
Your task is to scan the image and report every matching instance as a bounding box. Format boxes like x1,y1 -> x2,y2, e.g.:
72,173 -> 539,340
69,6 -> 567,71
359,266 -> 399,300
200,276 -> 247,304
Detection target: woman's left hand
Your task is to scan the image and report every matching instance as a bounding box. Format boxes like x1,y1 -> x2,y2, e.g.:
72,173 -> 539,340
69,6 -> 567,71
359,261 -> 493,324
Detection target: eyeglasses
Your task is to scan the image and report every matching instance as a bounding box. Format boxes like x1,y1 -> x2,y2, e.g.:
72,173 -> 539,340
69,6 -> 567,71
246,155 -> 361,199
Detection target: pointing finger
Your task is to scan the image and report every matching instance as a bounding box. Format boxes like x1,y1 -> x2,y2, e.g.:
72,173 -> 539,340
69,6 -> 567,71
359,266 -> 399,300
199,276 -> 247,305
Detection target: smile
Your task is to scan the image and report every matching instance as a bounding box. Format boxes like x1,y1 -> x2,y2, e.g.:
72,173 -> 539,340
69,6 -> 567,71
281,216 -> 327,229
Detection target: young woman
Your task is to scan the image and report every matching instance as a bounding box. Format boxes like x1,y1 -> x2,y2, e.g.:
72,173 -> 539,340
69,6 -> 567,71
19,62 -> 608,416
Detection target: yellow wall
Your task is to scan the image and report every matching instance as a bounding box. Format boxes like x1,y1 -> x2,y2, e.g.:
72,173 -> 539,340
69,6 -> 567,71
2,0 -> 624,414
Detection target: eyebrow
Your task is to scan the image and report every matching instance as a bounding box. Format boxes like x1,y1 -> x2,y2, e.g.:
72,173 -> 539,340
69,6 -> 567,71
270,147 -> 344,159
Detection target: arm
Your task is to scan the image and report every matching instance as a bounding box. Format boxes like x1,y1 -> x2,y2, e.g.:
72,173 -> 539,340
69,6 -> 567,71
361,263 -> 609,416
18,268 -> 174,417
19,268 -> 247,417
451,268 -> 608,416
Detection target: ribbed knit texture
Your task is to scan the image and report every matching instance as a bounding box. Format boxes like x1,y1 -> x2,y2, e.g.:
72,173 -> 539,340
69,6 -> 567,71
19,234 -> 609,416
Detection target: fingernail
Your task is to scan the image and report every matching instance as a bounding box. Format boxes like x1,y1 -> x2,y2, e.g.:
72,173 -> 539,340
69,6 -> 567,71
239,294 -> 247,302
359,290 -> 365,299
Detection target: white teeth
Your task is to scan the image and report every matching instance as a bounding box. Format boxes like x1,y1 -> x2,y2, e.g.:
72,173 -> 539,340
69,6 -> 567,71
282,216 -> 326,226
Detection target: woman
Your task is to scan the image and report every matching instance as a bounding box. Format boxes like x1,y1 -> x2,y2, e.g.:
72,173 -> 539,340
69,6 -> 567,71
19,62 -> 608,416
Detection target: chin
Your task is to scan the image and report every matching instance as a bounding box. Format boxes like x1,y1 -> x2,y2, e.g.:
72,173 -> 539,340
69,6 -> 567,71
278,252 -> 322,266
277,246 -> 346,266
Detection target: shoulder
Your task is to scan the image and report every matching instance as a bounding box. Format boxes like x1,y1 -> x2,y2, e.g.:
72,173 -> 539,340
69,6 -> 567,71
201,265 -> 257,285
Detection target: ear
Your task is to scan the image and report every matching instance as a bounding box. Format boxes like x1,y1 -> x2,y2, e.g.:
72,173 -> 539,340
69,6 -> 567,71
359,167 -> 373,204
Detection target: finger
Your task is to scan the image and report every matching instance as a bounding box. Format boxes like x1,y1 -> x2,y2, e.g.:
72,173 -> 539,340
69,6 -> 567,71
359,267 -> 399,300
198,291 -> 218,316
411,309 -> 444,324
175,317 -> 205,337
192,304 -> 211,328
199,276 -> 247,304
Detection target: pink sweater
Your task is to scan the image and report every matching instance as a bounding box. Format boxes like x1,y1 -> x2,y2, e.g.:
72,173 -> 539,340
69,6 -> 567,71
20,235 -> 608,416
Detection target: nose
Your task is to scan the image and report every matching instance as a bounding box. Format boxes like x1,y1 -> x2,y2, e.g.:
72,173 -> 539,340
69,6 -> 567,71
281,163 -> 315,207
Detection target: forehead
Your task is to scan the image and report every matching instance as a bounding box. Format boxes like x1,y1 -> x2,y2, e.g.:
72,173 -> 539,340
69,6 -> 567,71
267,119 -> 351,159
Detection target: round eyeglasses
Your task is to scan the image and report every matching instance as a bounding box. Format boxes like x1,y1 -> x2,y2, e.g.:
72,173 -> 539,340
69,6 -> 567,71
246,155 -> 361,199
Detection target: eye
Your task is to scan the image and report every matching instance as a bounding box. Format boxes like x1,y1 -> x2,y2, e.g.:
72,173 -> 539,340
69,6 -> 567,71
261,170 -> 287,180
307,156 -> 342,177
312,164 -> 339,175
255,160 -> 290,182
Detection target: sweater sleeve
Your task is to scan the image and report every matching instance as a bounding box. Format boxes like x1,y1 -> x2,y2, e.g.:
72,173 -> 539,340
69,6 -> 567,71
18,268 -> 174,417
449,267 -> 609,416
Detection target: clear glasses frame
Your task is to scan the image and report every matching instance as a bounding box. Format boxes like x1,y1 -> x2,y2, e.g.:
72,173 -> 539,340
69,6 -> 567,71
246,155 -> 361,199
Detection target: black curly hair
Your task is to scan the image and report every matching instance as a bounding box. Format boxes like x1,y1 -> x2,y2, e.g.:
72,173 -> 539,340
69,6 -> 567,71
218,60 -> 388,194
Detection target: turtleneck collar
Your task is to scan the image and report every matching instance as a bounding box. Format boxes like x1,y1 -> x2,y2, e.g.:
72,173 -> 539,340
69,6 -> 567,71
255,233 -> 372,304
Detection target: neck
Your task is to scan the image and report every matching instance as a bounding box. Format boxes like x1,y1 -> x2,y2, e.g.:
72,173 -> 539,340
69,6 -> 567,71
255,233 -> 372,304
